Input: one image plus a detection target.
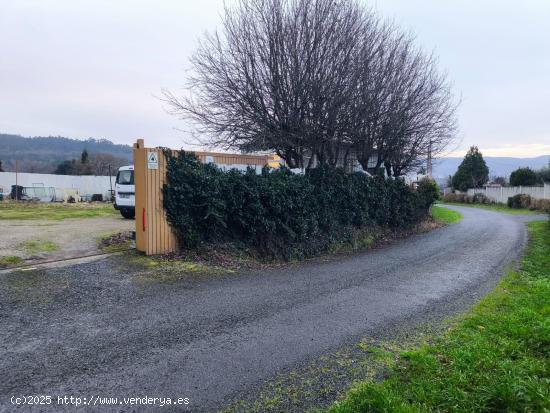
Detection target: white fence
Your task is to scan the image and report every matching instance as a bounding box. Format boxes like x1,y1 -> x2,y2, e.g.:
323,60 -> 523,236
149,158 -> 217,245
467,184 -> 550,204
0,172 -> 115,201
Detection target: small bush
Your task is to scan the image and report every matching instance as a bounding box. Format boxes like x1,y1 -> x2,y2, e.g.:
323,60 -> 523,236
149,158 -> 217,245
472,192 -> 491,204
416,178 -> 440,210
163,151 -> 429,259
507,194 -> 531,209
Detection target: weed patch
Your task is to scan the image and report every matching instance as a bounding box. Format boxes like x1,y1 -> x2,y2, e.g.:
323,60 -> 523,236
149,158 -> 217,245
120,252 -> 230,285
18,240 -> 59,255
98,231 -> 133,253
0,255 -> 24,268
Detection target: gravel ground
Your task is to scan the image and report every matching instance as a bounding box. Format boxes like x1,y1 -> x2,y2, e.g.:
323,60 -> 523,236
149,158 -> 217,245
0,216 -> 133,263
0,206 -> 539,412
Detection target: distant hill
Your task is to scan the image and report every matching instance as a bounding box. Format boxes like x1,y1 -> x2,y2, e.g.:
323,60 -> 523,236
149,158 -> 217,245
1,133 -> 548,179
0,134 -> 133,173
433,155 -> 550,182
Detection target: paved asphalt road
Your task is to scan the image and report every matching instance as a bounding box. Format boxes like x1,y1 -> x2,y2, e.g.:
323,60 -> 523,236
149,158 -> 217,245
0,206 -> 537,412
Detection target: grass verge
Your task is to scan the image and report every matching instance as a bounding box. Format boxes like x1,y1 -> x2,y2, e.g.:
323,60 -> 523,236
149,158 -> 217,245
326,220 -> 550,413
430,206 -> 462,224
0,202 -> 117,220
441,202 -> 537,215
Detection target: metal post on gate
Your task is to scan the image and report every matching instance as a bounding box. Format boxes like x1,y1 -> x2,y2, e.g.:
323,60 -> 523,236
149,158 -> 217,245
108,164 -> 113,202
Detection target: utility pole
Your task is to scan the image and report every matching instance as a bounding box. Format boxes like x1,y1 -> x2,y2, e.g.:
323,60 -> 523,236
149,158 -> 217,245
426,140 -> 433,178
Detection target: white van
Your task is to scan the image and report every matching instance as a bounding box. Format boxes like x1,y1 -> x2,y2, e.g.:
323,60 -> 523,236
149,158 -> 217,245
114,165 -> 135,219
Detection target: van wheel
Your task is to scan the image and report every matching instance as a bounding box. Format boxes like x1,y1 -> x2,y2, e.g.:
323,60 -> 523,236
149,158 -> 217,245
120,209 -> 135,219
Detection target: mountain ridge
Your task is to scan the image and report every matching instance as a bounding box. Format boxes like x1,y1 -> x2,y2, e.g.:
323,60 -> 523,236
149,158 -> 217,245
432,155 -> 550,180
0,133 -> 132,173
1,133 -> 548,177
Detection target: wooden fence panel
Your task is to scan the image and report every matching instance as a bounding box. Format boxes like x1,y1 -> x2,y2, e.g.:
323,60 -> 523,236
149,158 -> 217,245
133,140 -> 178,255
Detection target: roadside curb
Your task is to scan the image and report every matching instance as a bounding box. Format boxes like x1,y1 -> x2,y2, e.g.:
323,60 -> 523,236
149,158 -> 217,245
0,251 -> 125,274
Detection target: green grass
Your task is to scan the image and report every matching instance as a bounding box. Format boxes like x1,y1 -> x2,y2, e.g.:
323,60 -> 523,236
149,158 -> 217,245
442,202 -> 537,215
0,202 -> 117,220
431,206 -> 462,224
327,220 -> 550,413
0,255 -> 24,268
18,240 -> 59,255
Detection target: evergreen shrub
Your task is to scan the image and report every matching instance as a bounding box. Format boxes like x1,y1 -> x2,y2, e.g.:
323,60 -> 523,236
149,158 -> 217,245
163,151 -> 432,259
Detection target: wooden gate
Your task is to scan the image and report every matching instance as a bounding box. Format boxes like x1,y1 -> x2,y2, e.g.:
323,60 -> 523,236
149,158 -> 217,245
133,139 -> 279,255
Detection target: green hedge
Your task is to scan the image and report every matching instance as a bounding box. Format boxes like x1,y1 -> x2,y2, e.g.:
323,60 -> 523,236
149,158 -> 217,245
163,151 -> 435,259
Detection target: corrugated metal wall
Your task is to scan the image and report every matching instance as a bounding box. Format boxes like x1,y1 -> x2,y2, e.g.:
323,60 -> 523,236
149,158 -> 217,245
0,172 -> 115,199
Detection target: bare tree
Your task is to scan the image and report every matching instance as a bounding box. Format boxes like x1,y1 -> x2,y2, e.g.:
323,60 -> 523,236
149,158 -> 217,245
350,30 -> 457,177
89,153 -> 129,176
164,0 -> 457,174
164,0 -> 371,168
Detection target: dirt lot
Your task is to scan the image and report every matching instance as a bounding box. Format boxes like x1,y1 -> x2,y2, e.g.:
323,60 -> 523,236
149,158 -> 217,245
0,204 -> 134,266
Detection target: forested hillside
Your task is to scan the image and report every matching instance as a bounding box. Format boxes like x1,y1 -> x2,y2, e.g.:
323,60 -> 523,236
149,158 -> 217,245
0,134 -> 132,173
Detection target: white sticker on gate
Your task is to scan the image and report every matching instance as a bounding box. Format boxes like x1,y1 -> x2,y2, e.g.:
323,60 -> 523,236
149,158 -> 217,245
147,152 -> 159,169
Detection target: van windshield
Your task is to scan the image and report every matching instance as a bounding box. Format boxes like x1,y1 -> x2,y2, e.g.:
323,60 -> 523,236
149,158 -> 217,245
116,170 -> 134,185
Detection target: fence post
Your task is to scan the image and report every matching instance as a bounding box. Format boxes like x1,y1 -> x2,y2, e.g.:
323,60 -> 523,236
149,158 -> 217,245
133,139 -> 147,253
133,140 -> 179,255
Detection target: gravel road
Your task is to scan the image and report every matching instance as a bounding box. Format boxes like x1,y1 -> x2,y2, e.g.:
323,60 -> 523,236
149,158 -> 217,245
0,206 -> 536,412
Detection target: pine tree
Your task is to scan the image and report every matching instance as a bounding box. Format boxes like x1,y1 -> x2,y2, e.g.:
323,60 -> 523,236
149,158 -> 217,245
451,146 -> 489,191
81,149 -> 89,164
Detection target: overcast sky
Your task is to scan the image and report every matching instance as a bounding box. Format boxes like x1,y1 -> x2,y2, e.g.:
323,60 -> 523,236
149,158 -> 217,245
1,0 -> 549,157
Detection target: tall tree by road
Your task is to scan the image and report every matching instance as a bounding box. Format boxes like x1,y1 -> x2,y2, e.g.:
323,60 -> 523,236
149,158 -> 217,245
451,146 -> 489,191
164,0 -> 457,175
